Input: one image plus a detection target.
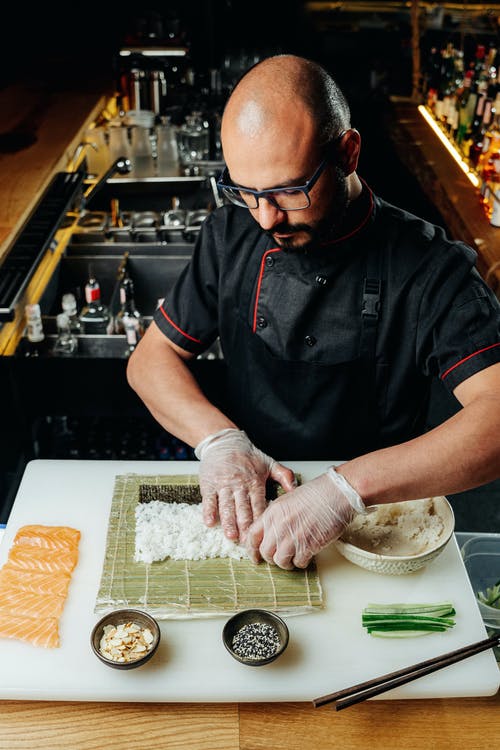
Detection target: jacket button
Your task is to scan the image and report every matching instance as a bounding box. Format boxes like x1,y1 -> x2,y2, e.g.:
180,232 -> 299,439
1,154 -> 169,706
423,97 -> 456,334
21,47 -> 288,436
257,316 -> 267,328
304,335 -> 316,347
315,275 -> 327,286
265,256 -> 274,268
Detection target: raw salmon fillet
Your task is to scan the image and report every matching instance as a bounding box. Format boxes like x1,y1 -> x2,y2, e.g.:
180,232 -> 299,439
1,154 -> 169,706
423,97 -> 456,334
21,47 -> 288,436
7,545 -> 77,574
0,524 -> 80,648
0,612 -> 59,648
13,525 -> 80,551
0,566 -> 71,597
0,588 -> 66,619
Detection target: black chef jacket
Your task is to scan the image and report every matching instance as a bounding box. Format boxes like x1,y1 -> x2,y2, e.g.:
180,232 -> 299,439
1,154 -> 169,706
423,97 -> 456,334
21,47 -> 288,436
153,182 -> 500,460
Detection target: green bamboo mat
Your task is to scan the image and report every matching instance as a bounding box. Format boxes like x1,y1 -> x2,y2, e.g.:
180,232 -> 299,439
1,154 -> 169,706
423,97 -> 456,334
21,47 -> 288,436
95,474 -> 324,619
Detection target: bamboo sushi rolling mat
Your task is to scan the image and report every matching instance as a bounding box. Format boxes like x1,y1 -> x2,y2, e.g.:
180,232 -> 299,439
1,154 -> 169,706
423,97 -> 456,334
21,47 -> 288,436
95,474 -> 324,619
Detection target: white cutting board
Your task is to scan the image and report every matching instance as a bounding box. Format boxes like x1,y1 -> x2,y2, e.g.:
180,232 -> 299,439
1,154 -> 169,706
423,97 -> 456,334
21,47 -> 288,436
0,459 -> 497,703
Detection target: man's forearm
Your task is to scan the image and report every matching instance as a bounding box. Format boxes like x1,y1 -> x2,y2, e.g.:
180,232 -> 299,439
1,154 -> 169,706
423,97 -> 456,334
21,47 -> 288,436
337,394 -> 500,506
127,323 -> 236,448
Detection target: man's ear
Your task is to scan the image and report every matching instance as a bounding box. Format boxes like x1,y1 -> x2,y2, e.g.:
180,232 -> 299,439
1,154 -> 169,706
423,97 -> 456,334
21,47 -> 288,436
337,129 -> 361,175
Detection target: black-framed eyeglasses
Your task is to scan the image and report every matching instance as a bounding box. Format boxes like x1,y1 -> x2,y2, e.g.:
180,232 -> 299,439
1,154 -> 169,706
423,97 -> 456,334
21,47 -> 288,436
216,131 -> 346,211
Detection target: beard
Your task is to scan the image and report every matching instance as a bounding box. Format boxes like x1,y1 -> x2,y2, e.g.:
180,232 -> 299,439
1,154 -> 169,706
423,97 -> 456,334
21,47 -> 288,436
268,166 -> 349,254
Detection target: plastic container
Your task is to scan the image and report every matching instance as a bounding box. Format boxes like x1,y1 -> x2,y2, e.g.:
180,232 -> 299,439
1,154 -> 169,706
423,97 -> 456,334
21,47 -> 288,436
462,536 -> 500,660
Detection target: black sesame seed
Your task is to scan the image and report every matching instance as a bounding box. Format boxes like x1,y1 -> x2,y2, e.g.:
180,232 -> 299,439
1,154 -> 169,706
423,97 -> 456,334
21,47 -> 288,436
231,622 -> 281,660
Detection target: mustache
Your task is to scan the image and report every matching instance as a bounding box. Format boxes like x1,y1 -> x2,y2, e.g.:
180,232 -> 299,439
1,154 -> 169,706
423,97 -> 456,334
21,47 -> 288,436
271,222 -> 312,235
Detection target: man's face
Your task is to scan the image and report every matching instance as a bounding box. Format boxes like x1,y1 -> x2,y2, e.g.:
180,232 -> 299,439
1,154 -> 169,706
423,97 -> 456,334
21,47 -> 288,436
223,125 -> 350,253
251,162 -> 350,253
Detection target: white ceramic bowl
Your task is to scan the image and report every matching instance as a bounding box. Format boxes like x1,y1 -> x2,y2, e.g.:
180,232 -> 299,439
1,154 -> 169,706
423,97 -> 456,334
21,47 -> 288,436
335,496 -> 455,575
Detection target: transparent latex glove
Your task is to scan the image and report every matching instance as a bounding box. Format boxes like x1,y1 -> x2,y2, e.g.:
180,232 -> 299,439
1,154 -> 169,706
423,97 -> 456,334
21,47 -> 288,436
245,467 -> 366,570
195,428 -> 296,542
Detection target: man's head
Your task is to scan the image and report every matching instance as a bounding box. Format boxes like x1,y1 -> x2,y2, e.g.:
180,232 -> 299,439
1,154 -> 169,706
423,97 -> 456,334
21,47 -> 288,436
220,54 -> 362,252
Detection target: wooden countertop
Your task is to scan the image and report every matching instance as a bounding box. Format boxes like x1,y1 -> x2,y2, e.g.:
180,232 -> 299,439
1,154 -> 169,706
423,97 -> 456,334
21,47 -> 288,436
388,98 -> 500,296
0,696 -> 498,749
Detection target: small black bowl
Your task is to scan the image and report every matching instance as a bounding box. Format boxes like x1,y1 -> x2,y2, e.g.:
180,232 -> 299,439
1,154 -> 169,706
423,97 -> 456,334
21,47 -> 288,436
91,609 -> 160,670
222,609 -> 289,666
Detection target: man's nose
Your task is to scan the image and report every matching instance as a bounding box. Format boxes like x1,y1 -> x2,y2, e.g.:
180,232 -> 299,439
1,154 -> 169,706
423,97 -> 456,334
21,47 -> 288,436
254,197 -> 286,231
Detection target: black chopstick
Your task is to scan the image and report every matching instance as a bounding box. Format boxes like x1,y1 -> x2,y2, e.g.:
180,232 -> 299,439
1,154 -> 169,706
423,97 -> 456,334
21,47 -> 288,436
312,633 -> 500,711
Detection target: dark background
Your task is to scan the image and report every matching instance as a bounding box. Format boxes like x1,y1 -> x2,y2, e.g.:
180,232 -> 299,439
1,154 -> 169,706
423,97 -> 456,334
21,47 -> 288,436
1,1 -> 497,210
1,1 -> 498,93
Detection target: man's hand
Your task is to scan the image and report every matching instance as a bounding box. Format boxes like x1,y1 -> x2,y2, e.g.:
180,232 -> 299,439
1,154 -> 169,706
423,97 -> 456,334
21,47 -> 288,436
245,467 -> 366,570
196,428 -> 296,541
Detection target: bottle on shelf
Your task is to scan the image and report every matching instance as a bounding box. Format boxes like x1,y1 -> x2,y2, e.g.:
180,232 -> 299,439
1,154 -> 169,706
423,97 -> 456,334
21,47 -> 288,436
490,186 -> 500,228
421,37 -> 500,226
79,266 -> 112,334
23,303 -> 47,357
107,124 -> 131,164
155,116 -> 180,177
129,124 -> 155,178
176,111 -> 210,170
455,70 -> 476,145
473,44 -> 488,90
114,274 -> 145,355
470,96 -> 496,171
470,92 -> 487,139
150,70 -> 167,117
61,293 -> 82,335
481,145 -> 500,218
52,313 -> 78,356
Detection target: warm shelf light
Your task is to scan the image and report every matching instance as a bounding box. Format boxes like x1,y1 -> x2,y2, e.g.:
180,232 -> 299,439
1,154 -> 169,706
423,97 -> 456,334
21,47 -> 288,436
417,105 -> 480,188
119,48 -> 187,57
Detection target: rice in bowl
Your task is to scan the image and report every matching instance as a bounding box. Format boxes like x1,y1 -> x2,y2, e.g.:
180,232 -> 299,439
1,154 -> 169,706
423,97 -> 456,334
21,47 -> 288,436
335,496 -> 455,575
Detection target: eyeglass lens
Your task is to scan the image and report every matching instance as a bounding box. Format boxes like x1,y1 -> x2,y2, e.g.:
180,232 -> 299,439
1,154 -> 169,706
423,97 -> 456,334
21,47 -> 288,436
221,186 -> 310,210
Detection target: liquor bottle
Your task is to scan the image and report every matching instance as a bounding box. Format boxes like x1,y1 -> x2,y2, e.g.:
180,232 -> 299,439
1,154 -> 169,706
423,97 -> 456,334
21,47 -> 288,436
177,111 -> 210,169
469,102 -> 491,170
114,275 -> 143,332
52,313 -> 78,356
471,92 -> 487,137
456,70 -> 476,145
481,149 -> 500,218
425,47 -> 441,112
114,274 -> 145,355
61,292 -> 82,335
23,303 -> 47,357
79,266 -> 112,334
473,44 -> 487,87
490,185 -> 500,227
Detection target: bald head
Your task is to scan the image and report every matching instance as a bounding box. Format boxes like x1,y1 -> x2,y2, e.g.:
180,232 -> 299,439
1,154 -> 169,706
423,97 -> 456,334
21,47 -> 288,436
222,55 -> 351,149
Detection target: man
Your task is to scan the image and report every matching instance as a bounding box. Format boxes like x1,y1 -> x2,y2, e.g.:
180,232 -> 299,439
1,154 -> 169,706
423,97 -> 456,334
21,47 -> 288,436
127,54 -> 500,571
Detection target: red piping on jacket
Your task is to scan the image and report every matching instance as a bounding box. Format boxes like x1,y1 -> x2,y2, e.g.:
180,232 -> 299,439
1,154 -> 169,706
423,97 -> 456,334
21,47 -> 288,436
319,180 -> 374,246
252,182 -> 374,333
158,305 -> 202,344
252,247 -> 282,333
440,342 -> 500,380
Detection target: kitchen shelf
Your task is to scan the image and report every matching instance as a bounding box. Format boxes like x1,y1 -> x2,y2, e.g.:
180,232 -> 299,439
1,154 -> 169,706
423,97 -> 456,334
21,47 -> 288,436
107,175 -> 206,185
388,97 -> 500,297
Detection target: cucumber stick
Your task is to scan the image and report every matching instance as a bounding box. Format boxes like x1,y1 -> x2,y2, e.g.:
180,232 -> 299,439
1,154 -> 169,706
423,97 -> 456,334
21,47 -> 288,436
477,581 -> 500,609
361,602 -> 456,638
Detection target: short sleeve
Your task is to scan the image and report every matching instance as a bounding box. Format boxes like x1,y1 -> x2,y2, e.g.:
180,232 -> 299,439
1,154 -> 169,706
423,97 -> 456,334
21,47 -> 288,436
416,242 -> 500,390
153,215 -> 220,354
